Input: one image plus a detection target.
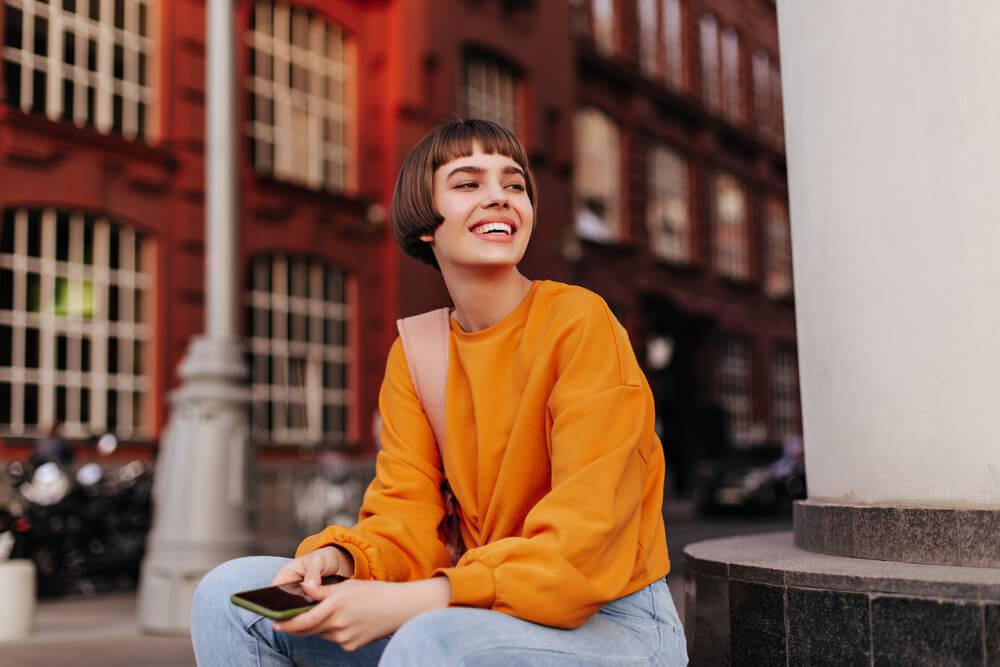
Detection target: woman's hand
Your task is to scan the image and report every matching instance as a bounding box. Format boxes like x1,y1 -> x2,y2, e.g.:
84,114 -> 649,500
269,546 -> 354,587
273,578 -> 452,651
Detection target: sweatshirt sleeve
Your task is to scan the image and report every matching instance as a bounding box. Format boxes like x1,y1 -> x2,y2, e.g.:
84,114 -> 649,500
295,338 -> 451,580
434,296 -> 667,628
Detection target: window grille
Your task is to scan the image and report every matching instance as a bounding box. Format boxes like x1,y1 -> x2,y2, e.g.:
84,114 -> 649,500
712,172 -> 749,280
246,255 -> 350,446
2,0 -> 154,140
0,207 -> 153,438
764,198 -> 793,298
246,2 -> 351,192
573,108 -> 621,243
772,343 -> 800,437
718,333 -> 753,445
463,52 -> 518,131
647,144 -> 690,262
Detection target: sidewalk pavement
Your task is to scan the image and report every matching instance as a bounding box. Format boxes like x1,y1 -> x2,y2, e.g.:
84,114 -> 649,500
1,593 -> 196,667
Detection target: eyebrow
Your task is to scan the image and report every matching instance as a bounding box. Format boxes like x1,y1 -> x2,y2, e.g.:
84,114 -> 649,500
446,165 -> 526,179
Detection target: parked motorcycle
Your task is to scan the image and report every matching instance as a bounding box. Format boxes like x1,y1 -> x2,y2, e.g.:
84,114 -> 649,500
2,434 -> 153,596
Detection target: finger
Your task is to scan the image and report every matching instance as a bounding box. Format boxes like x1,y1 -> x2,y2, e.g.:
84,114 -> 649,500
302,557 -> 327,588
269,562 -> 305,587
275,593 -> 340,636
300,578 -> 339,601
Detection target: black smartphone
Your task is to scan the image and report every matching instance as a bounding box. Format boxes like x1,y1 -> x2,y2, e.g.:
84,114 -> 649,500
230,574 -> 347,620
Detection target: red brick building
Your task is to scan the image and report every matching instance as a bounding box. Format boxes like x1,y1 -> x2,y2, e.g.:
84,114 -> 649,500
0,0 -> 797,512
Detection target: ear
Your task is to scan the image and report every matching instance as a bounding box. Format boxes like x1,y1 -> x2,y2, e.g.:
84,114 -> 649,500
419,233 -> 434,243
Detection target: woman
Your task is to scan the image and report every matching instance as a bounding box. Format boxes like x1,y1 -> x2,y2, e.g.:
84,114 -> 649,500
191,119 -> 688,666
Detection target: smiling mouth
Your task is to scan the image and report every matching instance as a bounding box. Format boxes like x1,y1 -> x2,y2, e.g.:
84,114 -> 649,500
470,221 -> 515,236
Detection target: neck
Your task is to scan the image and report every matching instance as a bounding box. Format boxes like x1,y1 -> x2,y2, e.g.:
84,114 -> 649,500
440,266 -> 534,333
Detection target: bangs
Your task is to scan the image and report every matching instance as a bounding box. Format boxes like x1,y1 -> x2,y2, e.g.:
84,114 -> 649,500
427,119 -> 530,174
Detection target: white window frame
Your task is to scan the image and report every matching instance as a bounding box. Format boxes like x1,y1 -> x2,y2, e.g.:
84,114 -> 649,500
647,144 -> 690,263
246,2 -> 352,193
574,108 -> 622,243
0,207 -> 153,438
2,0 -> 155,140
246,254 -> 351,447
463,52 -> 519,131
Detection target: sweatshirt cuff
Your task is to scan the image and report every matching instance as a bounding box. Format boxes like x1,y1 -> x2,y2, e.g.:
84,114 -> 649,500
294,529 -> 373,580
435,561 -> 495,609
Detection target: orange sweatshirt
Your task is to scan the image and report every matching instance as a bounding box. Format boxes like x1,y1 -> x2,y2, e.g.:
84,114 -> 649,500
296,280 -> 671,628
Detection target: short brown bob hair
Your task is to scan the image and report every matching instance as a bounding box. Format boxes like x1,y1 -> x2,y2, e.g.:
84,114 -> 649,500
390,118 -> 537,269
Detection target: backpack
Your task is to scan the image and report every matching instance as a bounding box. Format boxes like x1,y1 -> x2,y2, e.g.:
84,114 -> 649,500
396,308 -> 465,566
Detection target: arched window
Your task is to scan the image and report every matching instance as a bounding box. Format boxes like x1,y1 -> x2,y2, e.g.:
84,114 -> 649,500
246,2 -> 352,192
246,254 -> 350,446
2,0 -> 155,140
0,207 -> 154,437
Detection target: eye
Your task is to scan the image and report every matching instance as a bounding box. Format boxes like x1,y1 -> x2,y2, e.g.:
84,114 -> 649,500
506,183 -> 526,192
454,182 -> 477,190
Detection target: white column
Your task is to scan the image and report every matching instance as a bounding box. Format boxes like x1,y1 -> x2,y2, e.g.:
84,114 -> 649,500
777,0 -> 1000,508
138,0 -> 252,632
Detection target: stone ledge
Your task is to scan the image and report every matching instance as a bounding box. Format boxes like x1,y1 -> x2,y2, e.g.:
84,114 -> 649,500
794,500 -> 1000,567
683,532 -> 1000,666
687,531 -> 1000,601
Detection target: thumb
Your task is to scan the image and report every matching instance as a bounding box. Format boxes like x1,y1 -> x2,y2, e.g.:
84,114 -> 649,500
302,558 -> 325,588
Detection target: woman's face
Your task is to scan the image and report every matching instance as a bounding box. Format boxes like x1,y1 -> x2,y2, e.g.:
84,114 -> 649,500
421,143 -> 534,274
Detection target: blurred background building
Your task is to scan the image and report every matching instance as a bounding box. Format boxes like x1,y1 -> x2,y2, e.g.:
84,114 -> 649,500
0,0 -> 798,554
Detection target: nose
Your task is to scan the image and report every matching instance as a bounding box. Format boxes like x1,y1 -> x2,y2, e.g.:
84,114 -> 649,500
482,181 -> 509,208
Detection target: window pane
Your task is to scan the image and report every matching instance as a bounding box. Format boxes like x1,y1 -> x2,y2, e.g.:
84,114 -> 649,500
25,328 -> 40,369
0,325 -> 11,366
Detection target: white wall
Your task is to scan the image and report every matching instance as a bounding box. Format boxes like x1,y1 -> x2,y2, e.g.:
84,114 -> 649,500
777,0 -> 1000,507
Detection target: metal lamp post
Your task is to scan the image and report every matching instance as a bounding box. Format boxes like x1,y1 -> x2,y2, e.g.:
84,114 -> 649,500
138,0 -> 252,632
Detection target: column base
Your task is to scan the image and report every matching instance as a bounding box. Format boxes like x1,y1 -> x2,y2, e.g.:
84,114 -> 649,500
795,499 -> 1000,567
683,532 -> 1000,666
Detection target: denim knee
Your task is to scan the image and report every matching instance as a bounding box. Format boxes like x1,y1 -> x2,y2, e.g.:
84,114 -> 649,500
378,608 -> 456,666
191,556 -> 289,633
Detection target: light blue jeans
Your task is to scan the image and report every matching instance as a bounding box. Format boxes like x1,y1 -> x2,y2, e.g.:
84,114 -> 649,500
191,556 -> 687,666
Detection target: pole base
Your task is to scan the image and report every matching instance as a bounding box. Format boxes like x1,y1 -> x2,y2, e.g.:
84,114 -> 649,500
137,336 -> 253,634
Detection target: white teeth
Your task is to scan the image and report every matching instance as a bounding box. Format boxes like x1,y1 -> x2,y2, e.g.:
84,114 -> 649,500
473,222 -> 513,235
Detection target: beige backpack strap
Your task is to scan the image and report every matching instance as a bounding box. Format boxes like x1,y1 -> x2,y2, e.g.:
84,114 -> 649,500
396,307 -> 451,458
